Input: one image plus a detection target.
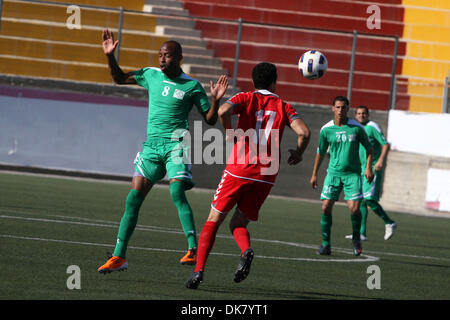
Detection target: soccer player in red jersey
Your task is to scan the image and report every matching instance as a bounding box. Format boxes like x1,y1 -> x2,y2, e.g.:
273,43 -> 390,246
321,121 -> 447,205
185,62 -> 310,289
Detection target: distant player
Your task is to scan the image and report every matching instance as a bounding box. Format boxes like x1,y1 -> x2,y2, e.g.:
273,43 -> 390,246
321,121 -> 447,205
344,106 -> 397,241
185,62 -> 310,289
310,96 -> 373,256
97,29 -> 228,273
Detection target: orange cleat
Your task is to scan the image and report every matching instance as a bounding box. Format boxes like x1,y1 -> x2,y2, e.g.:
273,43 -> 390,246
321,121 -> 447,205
98,256 -> 128,274
179,248 -> 197,265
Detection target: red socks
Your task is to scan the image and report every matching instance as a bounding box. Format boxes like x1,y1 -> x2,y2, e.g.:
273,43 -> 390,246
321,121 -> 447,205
194,221 -> 218,272
194,223 -> 251,272
232,227 -> 251,254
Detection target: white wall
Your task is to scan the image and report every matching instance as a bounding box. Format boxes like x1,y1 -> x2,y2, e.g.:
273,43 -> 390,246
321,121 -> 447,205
0,93 -> 147,176
387,110 -> 450,158
382,110 -> 450,214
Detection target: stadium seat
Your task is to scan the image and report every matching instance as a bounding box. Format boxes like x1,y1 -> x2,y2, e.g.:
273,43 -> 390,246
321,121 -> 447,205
0,0 -> 166,84
178,0 -> 409,110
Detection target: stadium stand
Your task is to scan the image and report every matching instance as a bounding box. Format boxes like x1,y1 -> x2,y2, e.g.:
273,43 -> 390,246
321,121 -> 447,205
400,0 -> 450,113
0,0 -> 448,111
179,0 -> 407,110
0,0 -> 229,95
179,0 -> 449,112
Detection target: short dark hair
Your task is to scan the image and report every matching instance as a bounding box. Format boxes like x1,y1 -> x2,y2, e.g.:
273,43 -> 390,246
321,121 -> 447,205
252,62 -> 277,89
332,96 -> 349,106
162,40 -> 182,58
356,105 -> 369,114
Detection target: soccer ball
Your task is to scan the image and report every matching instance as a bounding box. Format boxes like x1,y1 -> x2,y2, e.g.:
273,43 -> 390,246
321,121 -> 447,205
298,50 -> 328,80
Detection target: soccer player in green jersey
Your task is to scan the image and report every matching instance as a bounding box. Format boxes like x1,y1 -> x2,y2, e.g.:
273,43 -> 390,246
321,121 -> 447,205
344,106 -> 397,241
98,29 -> 229,273
310,96 -> 374,256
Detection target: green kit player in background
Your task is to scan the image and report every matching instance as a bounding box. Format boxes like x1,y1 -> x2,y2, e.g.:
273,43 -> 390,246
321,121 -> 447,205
310,96 -> 373,256
98,29 -> 229,273
344,106 -> 397,241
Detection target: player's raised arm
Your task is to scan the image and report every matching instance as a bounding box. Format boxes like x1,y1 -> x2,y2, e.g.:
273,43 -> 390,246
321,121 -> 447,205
102,29 -> 137,85
287,118 -> 310,165
202,75 -> 229,125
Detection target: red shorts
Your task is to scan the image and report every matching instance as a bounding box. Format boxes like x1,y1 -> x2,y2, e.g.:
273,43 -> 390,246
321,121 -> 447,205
211,170 -> 273,221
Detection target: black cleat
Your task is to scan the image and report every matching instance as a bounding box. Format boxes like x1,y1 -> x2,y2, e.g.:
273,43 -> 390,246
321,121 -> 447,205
185,271 -> 203,289
353,239 -> 362,256
316,244 -> 331,255
234,248 -> 254,283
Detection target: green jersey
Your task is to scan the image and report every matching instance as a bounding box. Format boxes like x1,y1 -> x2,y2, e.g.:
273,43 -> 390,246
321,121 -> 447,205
317,119 -> 372,175
133,67 -> 210,139
359,120 -> 388,170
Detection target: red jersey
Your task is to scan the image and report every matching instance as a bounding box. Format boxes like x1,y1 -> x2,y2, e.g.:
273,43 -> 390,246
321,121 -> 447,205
224,89 -> 301,184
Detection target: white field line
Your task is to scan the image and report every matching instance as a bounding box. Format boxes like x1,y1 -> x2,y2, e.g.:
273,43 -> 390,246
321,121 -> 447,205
0,212 -> 381,263
4,211 -> 449,264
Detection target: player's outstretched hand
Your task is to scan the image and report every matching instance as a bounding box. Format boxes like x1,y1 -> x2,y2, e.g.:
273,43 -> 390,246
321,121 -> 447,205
210,75 -> 229,101
287,149 -> 302,165
102,29 -> 119,56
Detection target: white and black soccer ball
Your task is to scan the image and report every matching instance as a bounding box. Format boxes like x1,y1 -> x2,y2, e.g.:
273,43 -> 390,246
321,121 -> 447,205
298,50 -> 328,80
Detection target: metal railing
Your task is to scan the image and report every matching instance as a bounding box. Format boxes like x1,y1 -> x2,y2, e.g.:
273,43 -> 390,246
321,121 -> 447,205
2,0 -> 447,113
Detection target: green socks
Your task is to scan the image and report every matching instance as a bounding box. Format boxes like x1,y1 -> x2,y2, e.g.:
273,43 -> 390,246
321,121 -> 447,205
113,181 -> 198,259
360,200 -> 369,236
114,189 -> 145,258
170,181 -> 197,250
320,213 -> 332,246
350,211 -> 362,241
366,199 -> 394,224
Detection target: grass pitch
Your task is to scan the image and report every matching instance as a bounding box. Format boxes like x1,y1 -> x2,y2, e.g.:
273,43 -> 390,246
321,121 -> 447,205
1,171 -> 449,301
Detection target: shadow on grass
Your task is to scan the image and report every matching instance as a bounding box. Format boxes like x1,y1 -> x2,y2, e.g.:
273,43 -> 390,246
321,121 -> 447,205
197,284 -> 387,300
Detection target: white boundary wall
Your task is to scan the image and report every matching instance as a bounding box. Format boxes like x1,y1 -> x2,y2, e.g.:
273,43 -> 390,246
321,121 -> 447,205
380,110 -> 450,215
0,93 -> 147,176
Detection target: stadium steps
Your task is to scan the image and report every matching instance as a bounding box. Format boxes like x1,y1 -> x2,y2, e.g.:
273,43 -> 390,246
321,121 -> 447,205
180,0 -> 450,112
143,0 -> 236,96
180,0 -> 405,24
46,0 -> 147,11
179,0 -> 404,36
144,0 -> 190,17
0,0 -> 168,83
0,0 -> 235,98
400,1 -> 450,113
177,0 -> 407,110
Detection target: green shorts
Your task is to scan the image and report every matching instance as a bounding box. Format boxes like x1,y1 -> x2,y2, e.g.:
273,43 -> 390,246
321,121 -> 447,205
320,172 -> 363,201
362,170 -> 384,201
133,138 -> 194,190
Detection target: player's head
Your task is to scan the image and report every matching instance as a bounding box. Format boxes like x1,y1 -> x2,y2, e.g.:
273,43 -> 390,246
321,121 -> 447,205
332,96 -> 349,107
252,62 -> 277,91
355,105 -> 369,124
332,96 -> 350,120
159,41 -> 183,77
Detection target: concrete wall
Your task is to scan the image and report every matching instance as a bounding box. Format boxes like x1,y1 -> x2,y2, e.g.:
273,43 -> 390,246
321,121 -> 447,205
0,82 -> 388,199
0,86 -> 147,176
380,149 -> 450,216
3,80 -> 449,217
